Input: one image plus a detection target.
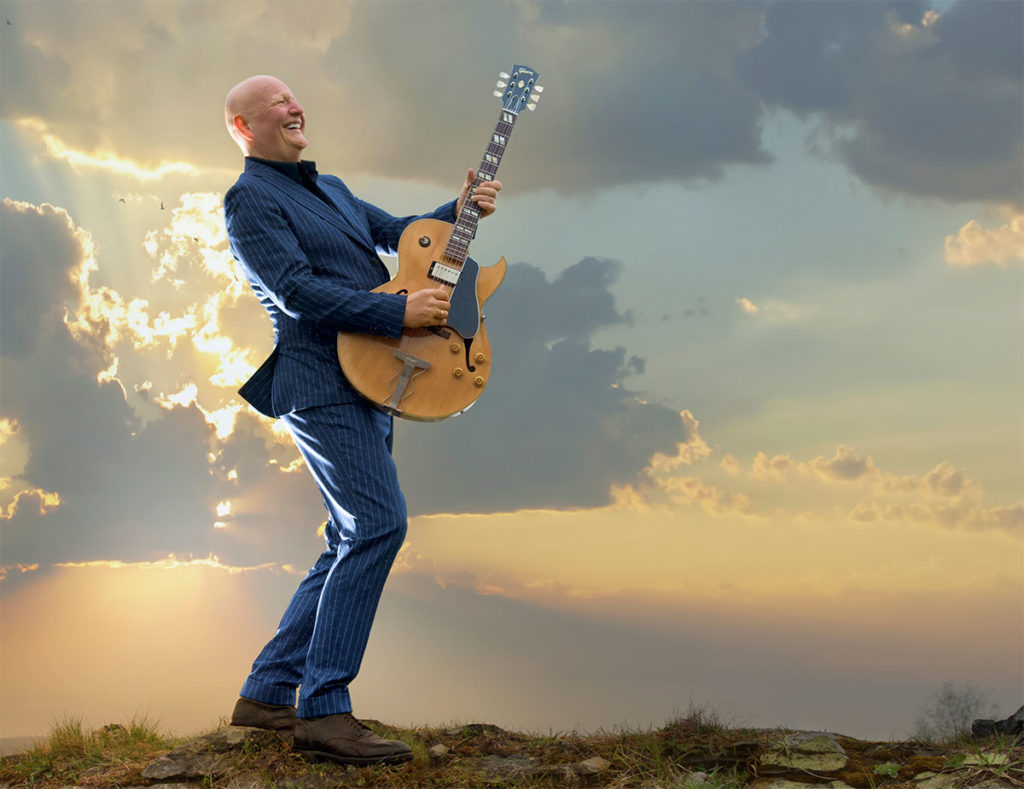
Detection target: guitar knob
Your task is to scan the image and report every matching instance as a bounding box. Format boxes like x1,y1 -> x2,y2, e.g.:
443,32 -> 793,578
453,368 -> 464,378
474,376 -> 485,387
474,352 -> 486,363
450,343 -> 461,353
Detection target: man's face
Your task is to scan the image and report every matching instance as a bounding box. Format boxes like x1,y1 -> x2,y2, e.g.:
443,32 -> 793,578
244,79 -> 307,162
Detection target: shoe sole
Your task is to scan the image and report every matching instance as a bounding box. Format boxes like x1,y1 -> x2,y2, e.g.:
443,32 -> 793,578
295,747 -> 414,766
229,721 -> 296,731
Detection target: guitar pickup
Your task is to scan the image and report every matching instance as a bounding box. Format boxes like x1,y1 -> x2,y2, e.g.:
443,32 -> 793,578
428,261 -> 460,286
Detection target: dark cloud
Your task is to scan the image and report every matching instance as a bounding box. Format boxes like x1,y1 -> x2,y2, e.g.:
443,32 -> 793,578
319,1 -> 772,192
2,1 -> 1018,204
740,0 -> 1023,205
0,202 -> 242,568
0,204 -> 687,569
0,330 -> 220,567
0,201 -> 81,357
0,1 -> 770,194
395,258 -> 689,515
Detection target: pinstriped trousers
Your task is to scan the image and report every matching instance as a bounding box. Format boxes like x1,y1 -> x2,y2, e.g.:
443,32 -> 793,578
239,402 -> 407,719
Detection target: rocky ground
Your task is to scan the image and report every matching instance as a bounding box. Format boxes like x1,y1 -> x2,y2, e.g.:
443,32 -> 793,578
1,716 -> 1021,788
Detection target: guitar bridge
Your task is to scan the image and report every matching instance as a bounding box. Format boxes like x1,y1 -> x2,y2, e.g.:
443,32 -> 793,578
382,349 -> 431,416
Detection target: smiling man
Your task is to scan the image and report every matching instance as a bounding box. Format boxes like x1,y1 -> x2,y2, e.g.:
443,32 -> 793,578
221,75 -> 500,766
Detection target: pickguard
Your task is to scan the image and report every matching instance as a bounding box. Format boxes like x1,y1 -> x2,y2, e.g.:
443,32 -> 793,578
446,256 -> 481,338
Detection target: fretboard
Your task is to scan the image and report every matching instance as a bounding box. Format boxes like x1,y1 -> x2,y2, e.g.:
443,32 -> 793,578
440,109 -> 519,267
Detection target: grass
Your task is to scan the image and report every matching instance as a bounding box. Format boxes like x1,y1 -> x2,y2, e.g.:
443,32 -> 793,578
1,709 -> 1021,788
2,715 -> 181,786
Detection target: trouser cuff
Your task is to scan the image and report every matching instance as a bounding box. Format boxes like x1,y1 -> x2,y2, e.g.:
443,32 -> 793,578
239,677 -> 298,708
297,689 -> 353,719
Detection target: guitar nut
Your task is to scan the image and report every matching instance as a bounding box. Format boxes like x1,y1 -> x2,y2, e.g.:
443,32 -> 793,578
453,368 -> 464,378
450,343 -> 461,353
474,376 -> 485,387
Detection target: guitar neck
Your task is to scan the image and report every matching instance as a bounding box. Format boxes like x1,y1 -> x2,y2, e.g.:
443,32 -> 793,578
442,108 -> 519,266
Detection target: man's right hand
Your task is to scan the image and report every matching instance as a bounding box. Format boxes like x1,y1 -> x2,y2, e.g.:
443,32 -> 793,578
403,287 -> 452,327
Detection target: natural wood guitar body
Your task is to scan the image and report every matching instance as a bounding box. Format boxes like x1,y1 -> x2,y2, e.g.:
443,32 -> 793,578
336,218 -> 506,421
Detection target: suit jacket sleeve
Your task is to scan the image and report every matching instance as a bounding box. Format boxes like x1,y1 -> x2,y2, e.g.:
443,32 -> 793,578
225,181 -> 408,337
358,195 -> 458,256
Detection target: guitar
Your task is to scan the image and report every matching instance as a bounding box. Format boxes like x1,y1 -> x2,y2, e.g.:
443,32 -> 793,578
336,64 -> 542,421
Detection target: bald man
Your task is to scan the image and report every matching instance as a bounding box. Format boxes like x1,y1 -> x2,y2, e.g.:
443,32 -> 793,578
222,75 -> 500,766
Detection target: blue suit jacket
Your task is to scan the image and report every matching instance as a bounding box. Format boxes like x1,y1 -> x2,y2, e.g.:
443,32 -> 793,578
225,158 -> 457,417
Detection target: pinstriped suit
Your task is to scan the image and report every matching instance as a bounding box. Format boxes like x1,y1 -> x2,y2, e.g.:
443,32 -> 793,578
225,157 -> 456,718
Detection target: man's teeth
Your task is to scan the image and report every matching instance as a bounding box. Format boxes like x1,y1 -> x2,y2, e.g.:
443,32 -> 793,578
286,123 -> 302,130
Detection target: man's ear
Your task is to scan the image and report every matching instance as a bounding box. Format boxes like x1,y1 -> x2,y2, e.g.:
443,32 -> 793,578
232,114 -> 253,140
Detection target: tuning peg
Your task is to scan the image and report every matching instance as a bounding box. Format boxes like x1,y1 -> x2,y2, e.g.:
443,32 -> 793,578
534,85 -> 544,93
527,103 -> 536,111
530,93 -> 540,102
496,80 -> 507,88
493,90 -> 503,98
499,71 -> 510,79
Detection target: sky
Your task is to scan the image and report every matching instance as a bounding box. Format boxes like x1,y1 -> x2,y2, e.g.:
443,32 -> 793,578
1,0 -> 1021,743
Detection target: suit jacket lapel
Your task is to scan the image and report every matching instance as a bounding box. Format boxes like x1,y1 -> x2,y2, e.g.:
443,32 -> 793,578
246,161 -> 376,255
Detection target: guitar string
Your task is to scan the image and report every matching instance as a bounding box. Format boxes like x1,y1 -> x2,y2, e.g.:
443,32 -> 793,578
435,106 -> 518,313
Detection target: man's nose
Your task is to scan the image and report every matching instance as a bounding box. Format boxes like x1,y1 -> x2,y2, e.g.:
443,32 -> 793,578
289,101 -> 304,114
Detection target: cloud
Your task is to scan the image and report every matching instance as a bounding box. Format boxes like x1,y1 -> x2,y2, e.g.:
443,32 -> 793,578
0,199 -> 274,570
739,0 -> 1023,205
7,0 -> 1019,208
15,118 -> 219,181
0,1 -> 770,195
0,488 -> 63,520
735,296 -> 816,323
719,453 -> 740,475
736,297 -> 759,315
945,213 -> 1024,267
3,1 -> 1018,205
54,554 -> 281,575
743,446 -> 1021,534
394,258 -> 690,514
808,444 -> 877,481
0,197 -> 697,570
0,200 -> 85,357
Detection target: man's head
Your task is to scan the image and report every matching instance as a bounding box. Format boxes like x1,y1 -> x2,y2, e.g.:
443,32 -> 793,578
225,75 -> 307,162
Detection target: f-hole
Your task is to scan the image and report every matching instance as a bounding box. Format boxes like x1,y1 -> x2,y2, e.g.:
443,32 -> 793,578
464,337 -> 476,372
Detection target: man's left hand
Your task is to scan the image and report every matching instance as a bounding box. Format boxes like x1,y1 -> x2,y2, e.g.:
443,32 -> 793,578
456,168 -> 502,218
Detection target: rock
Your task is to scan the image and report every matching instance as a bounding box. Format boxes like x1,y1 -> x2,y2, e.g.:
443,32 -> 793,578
194,725 -> 288,752
142,753 -> 223,780
224,777 -> 274,789
140,725 -> 286,782
443,723 -> 509,738
475,754 -> 537,777
759,731 -> 848,774
963,752 -> 1010,766
429,743 -> 450,757
687,771 -> 709,785
577,756 -> 610,775
145,785 -> 202,789
973,704 -> 1024,740
914,774 -> 961,789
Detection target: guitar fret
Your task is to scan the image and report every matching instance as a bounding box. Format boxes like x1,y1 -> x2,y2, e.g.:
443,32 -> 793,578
443,107 -> 520,263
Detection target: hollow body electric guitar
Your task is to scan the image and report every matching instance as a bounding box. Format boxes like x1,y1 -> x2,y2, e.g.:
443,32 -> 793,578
336,65 -> 542,421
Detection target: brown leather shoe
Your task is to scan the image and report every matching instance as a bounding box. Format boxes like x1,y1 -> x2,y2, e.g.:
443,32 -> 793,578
293,712 -> 413,766
230,697 -> 298,731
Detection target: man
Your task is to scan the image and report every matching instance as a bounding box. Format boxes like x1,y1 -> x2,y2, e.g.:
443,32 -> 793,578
222,75 -> 500,766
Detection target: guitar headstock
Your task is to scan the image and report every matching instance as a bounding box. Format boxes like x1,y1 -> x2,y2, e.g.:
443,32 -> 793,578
493,64 -> 543,114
